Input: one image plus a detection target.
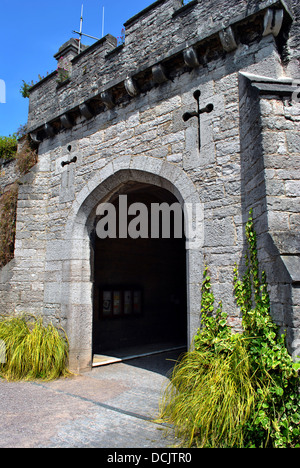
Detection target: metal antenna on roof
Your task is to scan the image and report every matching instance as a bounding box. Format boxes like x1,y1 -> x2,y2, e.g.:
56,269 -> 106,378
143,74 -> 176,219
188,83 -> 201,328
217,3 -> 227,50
73,4 -> 100,53
102,6 -> 105,38
78,4 -> 84,53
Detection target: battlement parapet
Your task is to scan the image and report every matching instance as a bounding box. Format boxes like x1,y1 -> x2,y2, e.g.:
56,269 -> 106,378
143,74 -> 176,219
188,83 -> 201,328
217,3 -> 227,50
27,0 -> 293,141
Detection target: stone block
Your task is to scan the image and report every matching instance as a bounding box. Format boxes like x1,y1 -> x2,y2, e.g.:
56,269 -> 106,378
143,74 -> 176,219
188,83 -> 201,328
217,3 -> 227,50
285,180 -> 300,197
45,240 -> 73,262
204,218 -> 236,248
286,131 -> 300,154
281,256 -> 300,283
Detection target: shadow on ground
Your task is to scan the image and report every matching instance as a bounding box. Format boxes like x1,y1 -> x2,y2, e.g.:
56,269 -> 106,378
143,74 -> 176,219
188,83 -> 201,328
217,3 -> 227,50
0,350 -> 184,448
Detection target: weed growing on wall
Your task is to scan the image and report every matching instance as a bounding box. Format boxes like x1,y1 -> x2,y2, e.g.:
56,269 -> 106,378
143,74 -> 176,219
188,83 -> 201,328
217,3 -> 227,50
56,56 -> 71,83
159,211 -> 300,448
20,73 -> 52,98
0,316 -> 71,381
15,137 -> 38,176
0,136 -> 38,268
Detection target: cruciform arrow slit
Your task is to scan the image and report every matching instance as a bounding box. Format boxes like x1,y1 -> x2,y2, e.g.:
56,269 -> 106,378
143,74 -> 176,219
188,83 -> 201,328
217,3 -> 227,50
61,156 -> 77,168
183,90 -> 214,151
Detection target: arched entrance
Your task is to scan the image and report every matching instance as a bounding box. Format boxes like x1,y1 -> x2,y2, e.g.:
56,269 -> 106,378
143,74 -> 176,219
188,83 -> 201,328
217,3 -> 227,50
92,183 -> 187,358
64,156 -> 204,372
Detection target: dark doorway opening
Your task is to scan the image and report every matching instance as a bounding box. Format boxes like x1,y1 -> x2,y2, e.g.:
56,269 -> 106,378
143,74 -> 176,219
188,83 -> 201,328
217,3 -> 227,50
92,183 -> 187,361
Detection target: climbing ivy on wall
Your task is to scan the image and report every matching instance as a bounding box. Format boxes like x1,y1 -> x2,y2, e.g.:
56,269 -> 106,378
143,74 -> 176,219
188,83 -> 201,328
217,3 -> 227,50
160,210 -> 300,448
233,211 -> 300,448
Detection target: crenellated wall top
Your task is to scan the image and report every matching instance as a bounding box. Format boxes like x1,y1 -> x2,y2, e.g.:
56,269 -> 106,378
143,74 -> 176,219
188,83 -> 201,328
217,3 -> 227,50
27,0 -> 294,141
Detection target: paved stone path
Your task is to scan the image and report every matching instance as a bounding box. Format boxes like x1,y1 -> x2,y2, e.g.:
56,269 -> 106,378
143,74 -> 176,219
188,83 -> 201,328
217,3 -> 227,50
0,350 -> 182,448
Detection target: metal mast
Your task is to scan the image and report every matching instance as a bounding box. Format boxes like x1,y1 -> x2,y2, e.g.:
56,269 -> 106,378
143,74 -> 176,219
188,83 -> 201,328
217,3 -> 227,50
73,4 -> 101,53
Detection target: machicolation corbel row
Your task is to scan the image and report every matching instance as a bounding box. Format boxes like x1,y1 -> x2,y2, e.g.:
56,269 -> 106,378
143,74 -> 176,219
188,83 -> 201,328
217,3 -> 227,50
28,0 -> 293,142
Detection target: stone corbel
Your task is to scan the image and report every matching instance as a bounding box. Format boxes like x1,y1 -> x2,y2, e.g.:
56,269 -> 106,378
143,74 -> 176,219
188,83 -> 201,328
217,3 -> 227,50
219,26 -> 237,53
100,90 -> 115,109
44,123 -> 55,138
263,9 -> 284,37
79,103 -> 93,120
183,46 -> 200,68
152,64 -> 168,84
30,132 -> 42,144
124,76 -> 139,97
60,114 -> 73,129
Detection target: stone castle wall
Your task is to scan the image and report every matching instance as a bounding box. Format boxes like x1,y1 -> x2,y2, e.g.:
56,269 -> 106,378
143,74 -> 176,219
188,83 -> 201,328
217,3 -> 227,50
1,0 -> 299,371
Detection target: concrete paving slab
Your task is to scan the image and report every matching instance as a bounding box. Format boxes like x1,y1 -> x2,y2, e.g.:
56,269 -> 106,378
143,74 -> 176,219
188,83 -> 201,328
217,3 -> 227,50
0,350 -> 183,448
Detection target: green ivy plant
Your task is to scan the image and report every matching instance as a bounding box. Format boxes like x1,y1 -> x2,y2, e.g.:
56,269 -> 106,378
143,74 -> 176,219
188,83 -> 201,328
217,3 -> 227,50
160,210 -> 300,448
194,267 -> 232,355
234,210 -> 300,448
160,268 -> 257,448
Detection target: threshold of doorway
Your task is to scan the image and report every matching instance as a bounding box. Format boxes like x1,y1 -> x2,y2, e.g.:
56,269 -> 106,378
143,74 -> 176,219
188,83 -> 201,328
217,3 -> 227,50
92,344 -> 186,368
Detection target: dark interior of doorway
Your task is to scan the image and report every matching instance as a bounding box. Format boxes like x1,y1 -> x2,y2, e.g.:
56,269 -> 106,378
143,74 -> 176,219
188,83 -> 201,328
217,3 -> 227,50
92,183 -> 188,361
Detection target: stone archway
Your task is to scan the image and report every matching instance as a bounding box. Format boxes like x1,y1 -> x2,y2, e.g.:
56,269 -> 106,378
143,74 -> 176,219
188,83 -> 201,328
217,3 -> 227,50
64,156 -> 204,372
92,182 -> 188,358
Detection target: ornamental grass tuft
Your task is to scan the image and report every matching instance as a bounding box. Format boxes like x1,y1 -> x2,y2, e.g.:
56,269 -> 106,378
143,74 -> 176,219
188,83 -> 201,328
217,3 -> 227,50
0,315 -> 71,381
160,334 -> 257,448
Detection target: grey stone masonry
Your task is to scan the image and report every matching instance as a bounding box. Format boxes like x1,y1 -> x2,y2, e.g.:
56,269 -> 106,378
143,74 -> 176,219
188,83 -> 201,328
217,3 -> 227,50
239,71 -> 300,357
0,159 -> 18,193
0,0 -> 299,372
27,0 -> 296,137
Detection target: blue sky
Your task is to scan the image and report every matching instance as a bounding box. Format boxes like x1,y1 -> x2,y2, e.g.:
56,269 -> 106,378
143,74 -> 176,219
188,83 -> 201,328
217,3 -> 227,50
0,0 -> 154,137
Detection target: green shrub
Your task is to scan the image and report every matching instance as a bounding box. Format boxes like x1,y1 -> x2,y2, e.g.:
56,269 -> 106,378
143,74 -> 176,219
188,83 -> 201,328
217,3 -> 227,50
0,135 -> 18,161
0,316 -> 71,381
159,211 -> 300,448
